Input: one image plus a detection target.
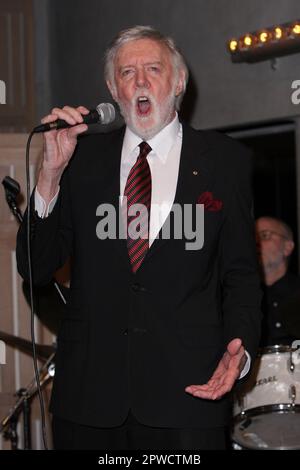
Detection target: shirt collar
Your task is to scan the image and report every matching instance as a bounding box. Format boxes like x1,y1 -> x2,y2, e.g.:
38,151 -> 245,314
122,113 -> 180,164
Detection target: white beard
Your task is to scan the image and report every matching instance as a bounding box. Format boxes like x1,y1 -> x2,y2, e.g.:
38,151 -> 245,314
116,86 -> 177,140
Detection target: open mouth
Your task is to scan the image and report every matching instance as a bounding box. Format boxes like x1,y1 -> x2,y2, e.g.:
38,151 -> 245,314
136,96 -> 151,116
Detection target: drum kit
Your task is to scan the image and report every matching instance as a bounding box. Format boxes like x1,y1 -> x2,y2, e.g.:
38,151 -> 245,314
232,344 -> 300,450
0,330 -> 56,449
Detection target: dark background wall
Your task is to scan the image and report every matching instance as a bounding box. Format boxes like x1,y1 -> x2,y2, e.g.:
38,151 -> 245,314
33,0 -> 300,129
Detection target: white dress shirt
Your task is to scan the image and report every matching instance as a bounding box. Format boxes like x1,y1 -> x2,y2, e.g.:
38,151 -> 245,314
120,113 -> 182,246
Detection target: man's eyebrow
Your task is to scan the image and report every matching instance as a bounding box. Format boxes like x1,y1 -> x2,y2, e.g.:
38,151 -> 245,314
144,61 -> 163,66
119,61 -> 163,69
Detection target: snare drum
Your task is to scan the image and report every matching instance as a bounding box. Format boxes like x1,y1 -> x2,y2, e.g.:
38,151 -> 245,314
232,344 -> 300,450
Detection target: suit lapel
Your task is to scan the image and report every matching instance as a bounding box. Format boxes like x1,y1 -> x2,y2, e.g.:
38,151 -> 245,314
143,123 -> 215,262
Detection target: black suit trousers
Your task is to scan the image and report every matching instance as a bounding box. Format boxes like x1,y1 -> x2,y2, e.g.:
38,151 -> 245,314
52,411 -> 227,450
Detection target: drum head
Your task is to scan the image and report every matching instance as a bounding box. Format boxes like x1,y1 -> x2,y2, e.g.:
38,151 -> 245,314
233,405 -> 300,450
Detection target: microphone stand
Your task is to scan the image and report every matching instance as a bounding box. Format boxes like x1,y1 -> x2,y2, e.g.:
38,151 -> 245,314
5,190 -> 23,223
1,176 -> 64,449
2,176 -> 67,305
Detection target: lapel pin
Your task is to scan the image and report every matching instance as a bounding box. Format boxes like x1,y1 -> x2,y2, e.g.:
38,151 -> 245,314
192,170 -> 198,176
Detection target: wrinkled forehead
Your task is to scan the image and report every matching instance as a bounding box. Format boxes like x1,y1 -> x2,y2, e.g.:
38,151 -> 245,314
256,218 -> 285,234
114,38 -> 173,68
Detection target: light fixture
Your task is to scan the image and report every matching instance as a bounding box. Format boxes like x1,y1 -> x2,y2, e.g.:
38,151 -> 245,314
258,30 -> 270,43
227,19 -> 300,63
229,39 -> 238,52
291,22 -> 300,36
242,34 -> 254,47
274,27 -> 283,40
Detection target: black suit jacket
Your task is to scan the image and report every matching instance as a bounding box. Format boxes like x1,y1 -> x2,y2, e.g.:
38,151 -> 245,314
17,123 -> 262,428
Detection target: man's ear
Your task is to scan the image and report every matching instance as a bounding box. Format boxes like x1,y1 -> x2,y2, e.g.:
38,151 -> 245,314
284,239 -> 295,258
175,69 -> 185,97
106,80 -> 117,101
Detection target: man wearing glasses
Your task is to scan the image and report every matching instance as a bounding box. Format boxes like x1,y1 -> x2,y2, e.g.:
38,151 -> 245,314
256,216 -> 300,346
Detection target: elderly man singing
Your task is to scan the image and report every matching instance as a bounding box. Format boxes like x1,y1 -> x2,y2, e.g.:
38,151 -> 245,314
17,26 -> 261,450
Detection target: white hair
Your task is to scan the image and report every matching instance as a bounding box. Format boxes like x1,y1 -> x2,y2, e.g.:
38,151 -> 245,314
104,25 -> 189,110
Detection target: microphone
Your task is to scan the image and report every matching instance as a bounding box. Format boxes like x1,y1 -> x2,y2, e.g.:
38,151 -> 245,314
2,175 -> 20,197
33,102 -> 115,133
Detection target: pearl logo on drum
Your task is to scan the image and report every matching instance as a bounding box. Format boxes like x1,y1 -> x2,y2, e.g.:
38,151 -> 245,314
255,375 -> 277,387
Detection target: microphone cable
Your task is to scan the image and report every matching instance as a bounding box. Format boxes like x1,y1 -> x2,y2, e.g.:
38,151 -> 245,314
25,131 -> 48,450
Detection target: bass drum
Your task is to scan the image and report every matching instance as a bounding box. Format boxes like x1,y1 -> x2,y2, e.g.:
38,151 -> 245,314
232,344 -> 300,450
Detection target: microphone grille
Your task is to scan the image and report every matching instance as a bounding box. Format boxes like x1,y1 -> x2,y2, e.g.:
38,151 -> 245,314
96,103 -> 115,124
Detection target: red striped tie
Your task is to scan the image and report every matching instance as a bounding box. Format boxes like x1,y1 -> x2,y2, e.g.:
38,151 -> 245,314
123,141 -> 152,273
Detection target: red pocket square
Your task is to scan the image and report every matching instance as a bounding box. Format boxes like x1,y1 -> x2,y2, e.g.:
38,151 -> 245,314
197,192 -> 223,211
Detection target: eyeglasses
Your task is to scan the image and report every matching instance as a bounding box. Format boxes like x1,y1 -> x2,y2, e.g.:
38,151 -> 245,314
256,230 -> 289,241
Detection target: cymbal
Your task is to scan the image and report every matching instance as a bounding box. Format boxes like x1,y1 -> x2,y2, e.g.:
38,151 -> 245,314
0,331 -> 55,361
